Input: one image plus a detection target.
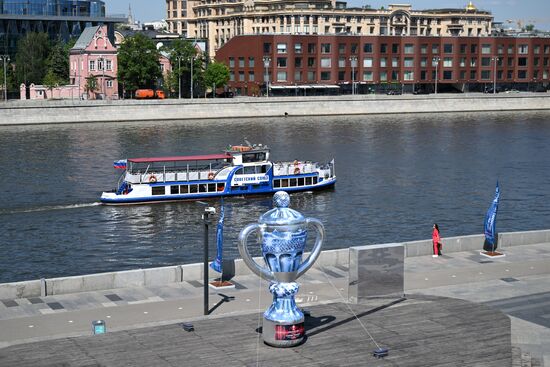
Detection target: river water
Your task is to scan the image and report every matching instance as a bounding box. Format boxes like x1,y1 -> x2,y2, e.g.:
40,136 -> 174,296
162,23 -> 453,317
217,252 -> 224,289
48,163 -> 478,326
1,111 -> 549,283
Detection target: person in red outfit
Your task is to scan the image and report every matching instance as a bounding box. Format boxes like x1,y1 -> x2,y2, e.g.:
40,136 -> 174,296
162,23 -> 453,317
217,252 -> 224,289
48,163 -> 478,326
432,223 -> 442,257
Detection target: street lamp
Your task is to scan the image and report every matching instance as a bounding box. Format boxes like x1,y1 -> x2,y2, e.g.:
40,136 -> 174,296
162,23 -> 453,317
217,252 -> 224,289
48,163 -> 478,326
176,56 -> 184,99
349,56 -> 357,95
432,56 -> 440,95
0,54 -> 10,102
491,56 -> 500,94
263,56 -> 271,97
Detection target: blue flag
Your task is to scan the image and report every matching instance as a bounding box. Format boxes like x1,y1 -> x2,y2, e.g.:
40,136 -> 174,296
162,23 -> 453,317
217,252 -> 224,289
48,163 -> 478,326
484,182 -> 500,246
113,159 -> 127,169
210,200 -> 224,273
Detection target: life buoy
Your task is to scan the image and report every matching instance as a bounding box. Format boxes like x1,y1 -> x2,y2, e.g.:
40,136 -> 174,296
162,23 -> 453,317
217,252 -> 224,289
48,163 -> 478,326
149,175 -> 157,183
208,172 -> 215,180
294,167 -> 300,175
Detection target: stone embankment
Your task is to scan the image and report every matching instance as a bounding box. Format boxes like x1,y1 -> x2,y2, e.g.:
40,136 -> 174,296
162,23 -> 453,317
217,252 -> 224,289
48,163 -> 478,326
0,229 -> 548,299
1,93 -> 549,125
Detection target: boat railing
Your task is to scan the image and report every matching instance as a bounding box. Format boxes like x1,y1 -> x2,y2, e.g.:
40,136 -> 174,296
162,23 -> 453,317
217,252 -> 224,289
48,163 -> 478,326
127,169 -> 222,184
273,161 -> 319,176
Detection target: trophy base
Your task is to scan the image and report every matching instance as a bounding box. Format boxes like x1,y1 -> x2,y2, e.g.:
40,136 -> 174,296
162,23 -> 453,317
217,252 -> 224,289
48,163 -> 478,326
262,317 -> 306,348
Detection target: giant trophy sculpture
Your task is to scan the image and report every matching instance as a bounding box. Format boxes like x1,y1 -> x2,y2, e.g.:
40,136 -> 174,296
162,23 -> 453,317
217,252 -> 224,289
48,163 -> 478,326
238,191 -> 325,347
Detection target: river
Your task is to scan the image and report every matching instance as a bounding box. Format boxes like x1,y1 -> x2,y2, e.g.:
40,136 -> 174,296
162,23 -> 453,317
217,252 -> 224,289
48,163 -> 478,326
1,111 -> 549,283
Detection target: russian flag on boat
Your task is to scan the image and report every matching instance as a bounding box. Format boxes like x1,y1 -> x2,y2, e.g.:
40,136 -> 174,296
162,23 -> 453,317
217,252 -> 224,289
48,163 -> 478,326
113,159 -> 127,169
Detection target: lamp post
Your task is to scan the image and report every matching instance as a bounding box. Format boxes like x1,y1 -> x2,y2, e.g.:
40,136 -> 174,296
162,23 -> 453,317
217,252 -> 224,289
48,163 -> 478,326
190,56 -> 194,99
263,56 -> 271,97
349,56 -> 357,95
0,54 -> 10,102
176,56 -> 184,99
432,56 -> 440,95
492,56 -> 499,94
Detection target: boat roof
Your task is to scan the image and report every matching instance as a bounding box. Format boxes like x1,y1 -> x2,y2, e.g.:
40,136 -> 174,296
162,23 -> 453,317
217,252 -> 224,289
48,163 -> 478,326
128,154 -> 232,163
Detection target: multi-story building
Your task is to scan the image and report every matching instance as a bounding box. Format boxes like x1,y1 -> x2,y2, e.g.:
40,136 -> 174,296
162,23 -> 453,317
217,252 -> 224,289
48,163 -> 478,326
216,34 -> 550,96
166,1 -> 493,57
0,0 -> 125,55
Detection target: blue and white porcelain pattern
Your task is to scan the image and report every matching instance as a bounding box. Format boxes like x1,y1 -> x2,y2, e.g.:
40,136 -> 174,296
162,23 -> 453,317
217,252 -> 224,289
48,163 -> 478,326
264,282 -> 302,323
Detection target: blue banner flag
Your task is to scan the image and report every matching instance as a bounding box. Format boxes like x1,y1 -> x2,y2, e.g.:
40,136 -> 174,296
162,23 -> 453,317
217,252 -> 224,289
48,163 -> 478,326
113,159 -> 127,169
484,182 -> 500,247
210,200 -> 224,273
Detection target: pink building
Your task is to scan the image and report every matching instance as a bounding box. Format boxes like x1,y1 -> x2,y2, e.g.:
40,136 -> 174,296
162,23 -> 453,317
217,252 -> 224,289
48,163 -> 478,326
70,25 -> 119,100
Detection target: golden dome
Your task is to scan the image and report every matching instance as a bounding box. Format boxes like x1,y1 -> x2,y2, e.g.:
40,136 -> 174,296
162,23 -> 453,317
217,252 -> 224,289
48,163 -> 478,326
466,1 -> 477,11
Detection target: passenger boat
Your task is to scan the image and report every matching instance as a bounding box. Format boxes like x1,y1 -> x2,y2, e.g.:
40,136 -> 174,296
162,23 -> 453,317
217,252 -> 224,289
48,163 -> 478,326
100,143 -> 336,205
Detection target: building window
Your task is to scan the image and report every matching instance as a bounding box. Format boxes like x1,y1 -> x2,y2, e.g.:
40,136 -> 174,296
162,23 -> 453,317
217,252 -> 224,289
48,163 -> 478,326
339,43 -> 346,54
321,43 -> 331,53
459,57 -> 466,67
392,43 -> 399,53
308,43 -> 316,53
481,44 -> 492,54
481,57 -> 491,67
391,71 -> 399,81
106,80 -> 113,88
460,44 -> 467,54
106,60 -> 112,71
229,57 -> 235,68
277,71 -> 287,81
471,44 -> 478,53
277,57 -> 287,67
470,57 -> 477,67
404,44 -> 414,54
545,45 -> 550,54
249,57 -> 255,67
248,72 -> 255,81
320,58 -> 331,68
518,57 -> 527,67
443,71 -> 453,80
295,43 -> 302,53
320,71 -> 331,80
277,43 -> 287,54
404,58 -> 414,67
432,44 -> 439,54
338,57 -> 346,68
380,43 -> 388,53
363,43 -> 373,53
380,71 -> 387,81
351,43 -> 358,54
443,44 -> 453,53
380,57 -> 387,67
404,70 -> 414,81
420,44 -> 427,54
338,70 -> 345,81
89,60 -> 95,71
518,70 -> 527,79
294,71 -> 302,81
230,71 -> 235,81
239,57 -> 245,67
363,71 -> 373,81
363,58 -> 373,68
481,70 -> 491,80
518,45 -> 529,54
392,57 -> 399,67
295,57 -> 302,67
420,70 -> 427,80
239,71 -> 245,81
307,71 -> 315,81
420,57 -> 427,67
508,57 -> 514,67
470,70 -> 476,79
460,71 -> 466,80
308,57 -> 315,67
263,43 -> 272,53
534,45 -> 541,54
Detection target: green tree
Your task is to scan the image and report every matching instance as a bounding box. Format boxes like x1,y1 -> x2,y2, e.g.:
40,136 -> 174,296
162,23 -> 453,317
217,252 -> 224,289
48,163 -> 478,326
162,70 -> 177,97
43,69 -> 60,98
46,41 -> 70,85
524,24 -> 535,32
15,32 -> 50,86
203,61 -> 230,96
117,33 -> 161,95
164,39 -> 204,98
85,74 -> 98,99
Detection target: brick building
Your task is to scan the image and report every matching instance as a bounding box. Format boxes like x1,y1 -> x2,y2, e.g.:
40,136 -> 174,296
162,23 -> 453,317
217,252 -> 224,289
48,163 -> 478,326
216,34 -> 550,96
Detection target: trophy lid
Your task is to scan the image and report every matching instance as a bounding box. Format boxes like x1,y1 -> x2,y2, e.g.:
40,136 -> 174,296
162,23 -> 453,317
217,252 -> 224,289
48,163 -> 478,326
259,191 -> 306,226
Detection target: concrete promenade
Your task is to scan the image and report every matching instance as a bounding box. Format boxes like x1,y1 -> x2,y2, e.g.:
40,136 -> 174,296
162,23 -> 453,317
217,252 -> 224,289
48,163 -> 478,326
1,93 -> 549,125
0,241 -> 548,366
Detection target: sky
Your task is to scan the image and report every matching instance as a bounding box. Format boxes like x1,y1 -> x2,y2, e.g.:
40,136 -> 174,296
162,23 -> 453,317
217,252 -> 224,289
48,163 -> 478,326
104,0 -> 550,31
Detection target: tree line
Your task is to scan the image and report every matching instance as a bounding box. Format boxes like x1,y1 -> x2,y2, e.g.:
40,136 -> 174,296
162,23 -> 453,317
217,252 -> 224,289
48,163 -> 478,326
3,32 -> 229,99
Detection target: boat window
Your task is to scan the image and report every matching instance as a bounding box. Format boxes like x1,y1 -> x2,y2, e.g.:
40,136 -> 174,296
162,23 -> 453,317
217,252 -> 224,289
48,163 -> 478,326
171,185 -> 179,195
305,177 -> 312,185
208,183 -> 215,192
289,178 -> 297,187
243,166 -> 256,174
234,168 -> 243,175
242,152 -> 266,163
313,176 -> 318,185
298,178 -> 305,186
152,186 -> 165,195
260,165 -> 268,173
189,185 -> 198,193
180,185 -> 189,194
217,183 -> 225,192
281,179 -> 289,187
199,184 -> 207,193
274,180 -> 281,188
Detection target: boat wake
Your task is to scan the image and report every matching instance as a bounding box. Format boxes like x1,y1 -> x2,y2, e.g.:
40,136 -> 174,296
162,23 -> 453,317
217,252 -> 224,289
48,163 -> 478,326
1,202 -> 102,215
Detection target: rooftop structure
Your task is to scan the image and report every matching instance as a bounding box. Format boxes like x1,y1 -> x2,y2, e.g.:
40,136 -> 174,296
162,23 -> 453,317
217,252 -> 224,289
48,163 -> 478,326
165,1 -> 493,57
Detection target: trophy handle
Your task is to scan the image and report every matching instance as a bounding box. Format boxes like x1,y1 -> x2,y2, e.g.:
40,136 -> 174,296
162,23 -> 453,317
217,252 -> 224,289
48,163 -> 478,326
296,217 -> 325,279
238,223 -> 275,282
